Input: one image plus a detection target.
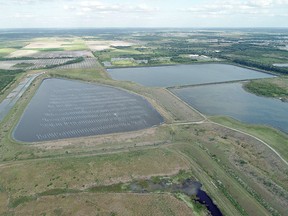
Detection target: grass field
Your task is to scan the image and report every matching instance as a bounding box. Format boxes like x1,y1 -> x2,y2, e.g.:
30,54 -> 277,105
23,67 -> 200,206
0,148 -> 189,199
0,48 -> 16,57
13,193 -> 194,216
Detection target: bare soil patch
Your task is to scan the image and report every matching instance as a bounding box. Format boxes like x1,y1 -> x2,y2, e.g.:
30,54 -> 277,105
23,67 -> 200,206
7,50 -> 39,58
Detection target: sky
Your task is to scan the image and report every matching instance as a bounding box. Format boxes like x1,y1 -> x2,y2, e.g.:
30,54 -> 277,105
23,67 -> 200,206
0,0 -> 288,28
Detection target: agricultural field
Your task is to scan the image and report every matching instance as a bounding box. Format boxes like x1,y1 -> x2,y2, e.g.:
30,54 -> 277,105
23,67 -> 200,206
0,29 -> 288,216
22,38 -> 88,51
7,50 -> 94,59
0,58 -> 75,70
56,58 -> 99,70
0,48 -> 17,58
86,40 -> 135,51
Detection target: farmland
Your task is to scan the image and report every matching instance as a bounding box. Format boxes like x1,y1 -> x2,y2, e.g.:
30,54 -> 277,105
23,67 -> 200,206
0,59 -> 77,70
0,29 -> 288,216
8,50 -> 94,59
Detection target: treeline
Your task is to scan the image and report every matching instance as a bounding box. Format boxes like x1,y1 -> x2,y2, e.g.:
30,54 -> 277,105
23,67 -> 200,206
0,69 -> 23,93
170,56 -> 197,63
232,59 -> 288,75
0,57 -> 35,61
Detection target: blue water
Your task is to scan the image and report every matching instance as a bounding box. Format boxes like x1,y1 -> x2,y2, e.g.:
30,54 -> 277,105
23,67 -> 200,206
107,64 -> 274,87
197,189 -> 223,216
172,83 -> 288,133
0,73 -> 41,122
13,78 -> 163,142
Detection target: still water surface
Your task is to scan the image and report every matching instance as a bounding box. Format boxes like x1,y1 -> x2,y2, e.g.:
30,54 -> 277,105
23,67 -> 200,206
172,83 -> 288,133
13,78 -> 163,142
108,64 -> 274,87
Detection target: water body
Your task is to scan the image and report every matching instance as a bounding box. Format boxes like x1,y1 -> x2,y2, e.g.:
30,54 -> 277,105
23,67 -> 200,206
130,178 -> 222,216
273,63 -> 288,67
197,190 -> 223,216
172,83 -> 288,133
13,78 -> 163,142
107,64 -> 274,87
0,73 -> 43,122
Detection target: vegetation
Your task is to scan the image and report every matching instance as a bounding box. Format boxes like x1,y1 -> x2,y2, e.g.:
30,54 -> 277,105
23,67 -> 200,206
210,116 -> 288,161
13,62 -> 35,68
44,57 -> 84,69
232,58 -> 288,75
0,69 -> 23,93
244,78 -> 288,100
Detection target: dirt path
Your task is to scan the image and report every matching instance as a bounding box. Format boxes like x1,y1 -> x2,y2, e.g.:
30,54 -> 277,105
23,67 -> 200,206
165,90 -> 288,167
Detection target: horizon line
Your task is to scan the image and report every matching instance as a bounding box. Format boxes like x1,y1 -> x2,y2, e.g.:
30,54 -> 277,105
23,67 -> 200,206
1,27 -> 288,30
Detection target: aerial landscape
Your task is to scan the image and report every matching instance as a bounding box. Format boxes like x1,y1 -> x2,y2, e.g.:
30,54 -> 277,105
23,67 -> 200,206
0,1 -> 288,216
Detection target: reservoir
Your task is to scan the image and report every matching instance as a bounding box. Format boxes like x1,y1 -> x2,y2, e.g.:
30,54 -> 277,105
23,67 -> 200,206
172,83 -> 288,133
107,64 -> 274,87
13,78 -> 163,142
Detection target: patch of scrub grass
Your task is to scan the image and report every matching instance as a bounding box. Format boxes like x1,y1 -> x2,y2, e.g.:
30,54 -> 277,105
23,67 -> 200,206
9,196 -> 37,208
210,116 -> 288,161
38,188 -> 80,196
49,67 -> 109,81
0,148 -> 188,199
88,183 -> 128,193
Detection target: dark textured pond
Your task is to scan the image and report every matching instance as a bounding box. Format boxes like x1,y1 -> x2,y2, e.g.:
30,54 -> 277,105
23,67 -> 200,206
13,78 -> 163,142
107,64 -> 274,87
130,178 -> 222,216
172,83 -> 288,133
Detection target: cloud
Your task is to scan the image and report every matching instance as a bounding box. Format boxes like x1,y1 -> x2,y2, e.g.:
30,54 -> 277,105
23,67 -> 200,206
9,13 -> 37,19
64,1 -> 159,14
180,0 -> 288,17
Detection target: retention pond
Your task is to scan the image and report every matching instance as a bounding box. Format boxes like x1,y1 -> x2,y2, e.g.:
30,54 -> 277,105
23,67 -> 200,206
13,78 -> 163,142
172,82 -> 288,133
107,64 -> 274,87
